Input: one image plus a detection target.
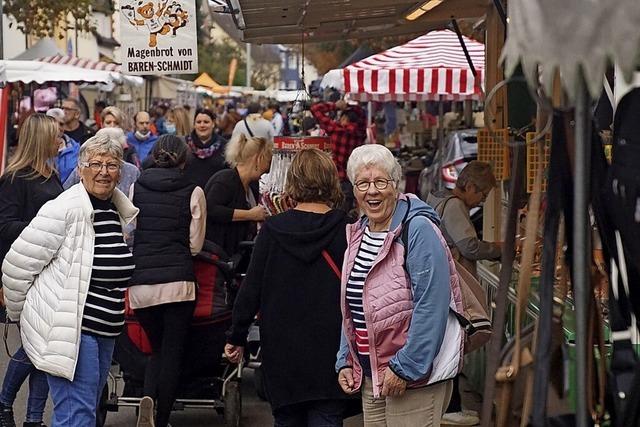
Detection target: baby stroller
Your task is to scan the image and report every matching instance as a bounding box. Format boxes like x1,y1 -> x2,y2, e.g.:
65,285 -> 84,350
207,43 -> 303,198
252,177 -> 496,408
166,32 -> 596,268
97,240 -> 254,427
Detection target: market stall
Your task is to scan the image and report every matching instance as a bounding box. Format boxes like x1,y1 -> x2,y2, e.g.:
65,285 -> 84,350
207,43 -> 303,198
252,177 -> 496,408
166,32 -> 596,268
0,60 -> 143,173
35,55 -> 145,118
475,1 -> 640,426
321,30 -> 485,193
321,29 -> 484,102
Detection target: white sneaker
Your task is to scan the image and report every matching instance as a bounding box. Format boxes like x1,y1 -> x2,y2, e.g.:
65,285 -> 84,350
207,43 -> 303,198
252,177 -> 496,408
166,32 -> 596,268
137,396 -> 155,427
441,410 -> 480,426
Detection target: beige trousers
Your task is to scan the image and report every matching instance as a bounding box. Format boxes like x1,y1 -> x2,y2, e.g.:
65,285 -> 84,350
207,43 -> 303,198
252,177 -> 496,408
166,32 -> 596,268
361,377 -> 453,427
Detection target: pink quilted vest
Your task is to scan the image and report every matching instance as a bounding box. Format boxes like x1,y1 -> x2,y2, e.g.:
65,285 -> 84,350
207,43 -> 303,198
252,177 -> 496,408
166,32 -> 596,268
340,199 -> 464,398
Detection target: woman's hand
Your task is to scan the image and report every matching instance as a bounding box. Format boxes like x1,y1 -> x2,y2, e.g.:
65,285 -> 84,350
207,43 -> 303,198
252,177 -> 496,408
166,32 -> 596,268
224,344 -> 244,364
380,367 -> 407,397
338,367 -> 359,394
248,205 -> 267,222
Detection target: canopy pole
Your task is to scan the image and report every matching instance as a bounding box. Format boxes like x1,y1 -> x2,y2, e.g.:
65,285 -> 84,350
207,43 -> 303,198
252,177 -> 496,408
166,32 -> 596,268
491,0 -> 507,28
450,19 -> 477,78
438,95 -> 444,148
573,69 -> 592,427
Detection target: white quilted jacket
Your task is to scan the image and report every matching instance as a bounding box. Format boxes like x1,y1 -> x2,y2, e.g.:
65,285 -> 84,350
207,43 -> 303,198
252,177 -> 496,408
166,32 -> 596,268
1,184 -> 138,380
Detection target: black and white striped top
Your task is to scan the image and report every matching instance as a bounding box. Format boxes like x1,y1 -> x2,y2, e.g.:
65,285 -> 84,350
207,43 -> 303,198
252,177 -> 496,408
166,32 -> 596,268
82,195 -> 135,337
346,227 -> 387,374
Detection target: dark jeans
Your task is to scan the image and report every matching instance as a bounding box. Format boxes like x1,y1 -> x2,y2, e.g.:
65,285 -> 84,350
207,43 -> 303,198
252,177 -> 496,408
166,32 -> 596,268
273,399 -> 347,427
135,301 -> 196,427
0,346 -> 48,423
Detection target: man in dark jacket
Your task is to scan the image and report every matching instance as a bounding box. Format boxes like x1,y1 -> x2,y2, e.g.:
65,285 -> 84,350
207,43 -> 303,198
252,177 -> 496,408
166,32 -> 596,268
62,98 -> 94,144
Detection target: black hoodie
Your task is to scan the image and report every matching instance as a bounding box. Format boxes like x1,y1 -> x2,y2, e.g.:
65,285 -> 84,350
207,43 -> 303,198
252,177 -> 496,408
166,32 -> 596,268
228,208 -> 349,410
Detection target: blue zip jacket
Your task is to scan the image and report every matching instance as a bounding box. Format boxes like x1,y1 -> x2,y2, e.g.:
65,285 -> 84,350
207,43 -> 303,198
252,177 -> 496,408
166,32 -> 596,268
56,135 -> 80,183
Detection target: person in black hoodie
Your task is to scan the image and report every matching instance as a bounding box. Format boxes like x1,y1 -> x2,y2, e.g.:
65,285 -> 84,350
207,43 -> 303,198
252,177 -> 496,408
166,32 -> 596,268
225,149 -> 350,427
205,133 -> 273,257
128,135 -> 207,427
0,113 -> 63,427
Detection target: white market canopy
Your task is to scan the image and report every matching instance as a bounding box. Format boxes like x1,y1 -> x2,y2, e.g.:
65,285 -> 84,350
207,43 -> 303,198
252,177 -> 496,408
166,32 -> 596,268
0,60 -> 143,87
321,30 -> 485,102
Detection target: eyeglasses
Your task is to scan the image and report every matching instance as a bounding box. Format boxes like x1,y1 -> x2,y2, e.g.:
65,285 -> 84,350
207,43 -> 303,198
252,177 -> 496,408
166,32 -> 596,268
354,179 -> 394,192
81,161 -> 121,173
62,106 -> 79,112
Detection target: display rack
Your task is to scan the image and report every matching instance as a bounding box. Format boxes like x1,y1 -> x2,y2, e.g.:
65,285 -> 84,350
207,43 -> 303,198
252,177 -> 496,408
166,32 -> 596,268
261,136 -> 333,216
477,128 -> 510,180
526,132 -> 551,193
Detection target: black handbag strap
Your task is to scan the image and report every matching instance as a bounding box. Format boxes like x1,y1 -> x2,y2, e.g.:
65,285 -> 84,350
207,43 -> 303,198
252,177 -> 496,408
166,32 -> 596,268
243,118 -> 255,137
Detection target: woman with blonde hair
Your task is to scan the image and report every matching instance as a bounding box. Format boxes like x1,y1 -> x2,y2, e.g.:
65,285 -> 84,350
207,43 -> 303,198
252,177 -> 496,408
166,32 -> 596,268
101,105 -> 140,167
166,106 -> 192,137
204,133 -> 273,256
225,149 -> 350,426
0,113 -> 62,427
101,105 -> 128,130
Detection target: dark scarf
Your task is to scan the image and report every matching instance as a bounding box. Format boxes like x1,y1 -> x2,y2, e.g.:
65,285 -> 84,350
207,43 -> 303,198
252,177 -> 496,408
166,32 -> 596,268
187,131 -> 223,159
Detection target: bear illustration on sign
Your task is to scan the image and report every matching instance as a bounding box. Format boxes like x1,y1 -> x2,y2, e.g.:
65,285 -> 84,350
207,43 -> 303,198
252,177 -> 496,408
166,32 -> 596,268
121,0 -> 189,47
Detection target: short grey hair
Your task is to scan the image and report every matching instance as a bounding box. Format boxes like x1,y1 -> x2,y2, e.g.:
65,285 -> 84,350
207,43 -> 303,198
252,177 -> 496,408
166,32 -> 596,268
346,144 -> 402,184
78,128 -> 125,165
46,108 -> 65,121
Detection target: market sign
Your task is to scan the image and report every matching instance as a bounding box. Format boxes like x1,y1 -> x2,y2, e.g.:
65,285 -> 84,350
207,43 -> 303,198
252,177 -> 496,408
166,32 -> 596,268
120,0 -> 198,76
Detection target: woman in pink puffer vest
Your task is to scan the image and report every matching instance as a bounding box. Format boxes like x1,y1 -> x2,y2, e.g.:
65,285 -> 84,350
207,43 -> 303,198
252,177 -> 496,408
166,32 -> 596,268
336,144 -> 464,426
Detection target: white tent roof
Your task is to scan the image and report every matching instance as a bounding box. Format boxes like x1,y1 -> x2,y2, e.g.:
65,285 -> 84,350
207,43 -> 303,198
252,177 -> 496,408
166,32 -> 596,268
12,38 -> 65,60
0,60 -> 143,86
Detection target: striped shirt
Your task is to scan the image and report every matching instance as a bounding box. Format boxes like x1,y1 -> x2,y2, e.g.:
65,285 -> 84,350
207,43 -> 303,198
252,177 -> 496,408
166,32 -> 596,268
346,227 -> 387,375
82,195 -> 135,337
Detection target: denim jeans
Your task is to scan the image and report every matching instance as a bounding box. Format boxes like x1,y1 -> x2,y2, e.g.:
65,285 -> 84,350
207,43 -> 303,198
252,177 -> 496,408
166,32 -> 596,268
47,333 -> 115,427
273,399 -> 347,427
0,346 -> 49,423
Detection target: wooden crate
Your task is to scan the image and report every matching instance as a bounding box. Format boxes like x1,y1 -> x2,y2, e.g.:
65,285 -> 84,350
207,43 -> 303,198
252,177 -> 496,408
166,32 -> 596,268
477,128 -> 510,180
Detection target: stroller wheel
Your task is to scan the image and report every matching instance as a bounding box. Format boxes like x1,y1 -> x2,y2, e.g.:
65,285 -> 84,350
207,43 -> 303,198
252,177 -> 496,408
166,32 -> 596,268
223,380 -> 241,426
96,384 -> 109,427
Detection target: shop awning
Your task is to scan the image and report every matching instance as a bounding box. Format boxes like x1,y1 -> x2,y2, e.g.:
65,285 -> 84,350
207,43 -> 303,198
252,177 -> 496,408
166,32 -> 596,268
225,0 -> 487,44
0,60 -> 117,84
36,56 -> 143,87
38,54 -> 121,72
321,30 -> 484,102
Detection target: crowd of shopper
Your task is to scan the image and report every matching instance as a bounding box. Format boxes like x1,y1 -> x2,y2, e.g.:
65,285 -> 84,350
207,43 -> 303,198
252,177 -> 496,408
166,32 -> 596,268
0,94 -> 477,427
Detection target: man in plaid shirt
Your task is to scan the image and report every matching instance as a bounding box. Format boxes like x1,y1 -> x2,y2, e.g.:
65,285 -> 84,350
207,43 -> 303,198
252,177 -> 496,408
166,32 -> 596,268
311,100 -> 366,215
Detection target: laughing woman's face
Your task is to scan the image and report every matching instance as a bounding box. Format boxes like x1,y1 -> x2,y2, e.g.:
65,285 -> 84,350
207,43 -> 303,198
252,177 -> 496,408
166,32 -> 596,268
353,165 -> 397,232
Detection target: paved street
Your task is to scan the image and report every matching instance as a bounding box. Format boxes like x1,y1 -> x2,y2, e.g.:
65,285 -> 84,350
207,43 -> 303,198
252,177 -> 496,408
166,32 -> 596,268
0,323 -> 364,426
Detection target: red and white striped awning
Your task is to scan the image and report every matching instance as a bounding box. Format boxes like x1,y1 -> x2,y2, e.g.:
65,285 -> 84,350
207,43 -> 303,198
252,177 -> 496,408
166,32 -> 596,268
321,30 -> 485,102
37,55 -> 121,73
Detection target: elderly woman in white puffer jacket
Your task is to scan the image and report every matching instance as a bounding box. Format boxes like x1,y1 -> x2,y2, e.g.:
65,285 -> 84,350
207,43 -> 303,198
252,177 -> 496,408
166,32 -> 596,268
1,131 -> 138,427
